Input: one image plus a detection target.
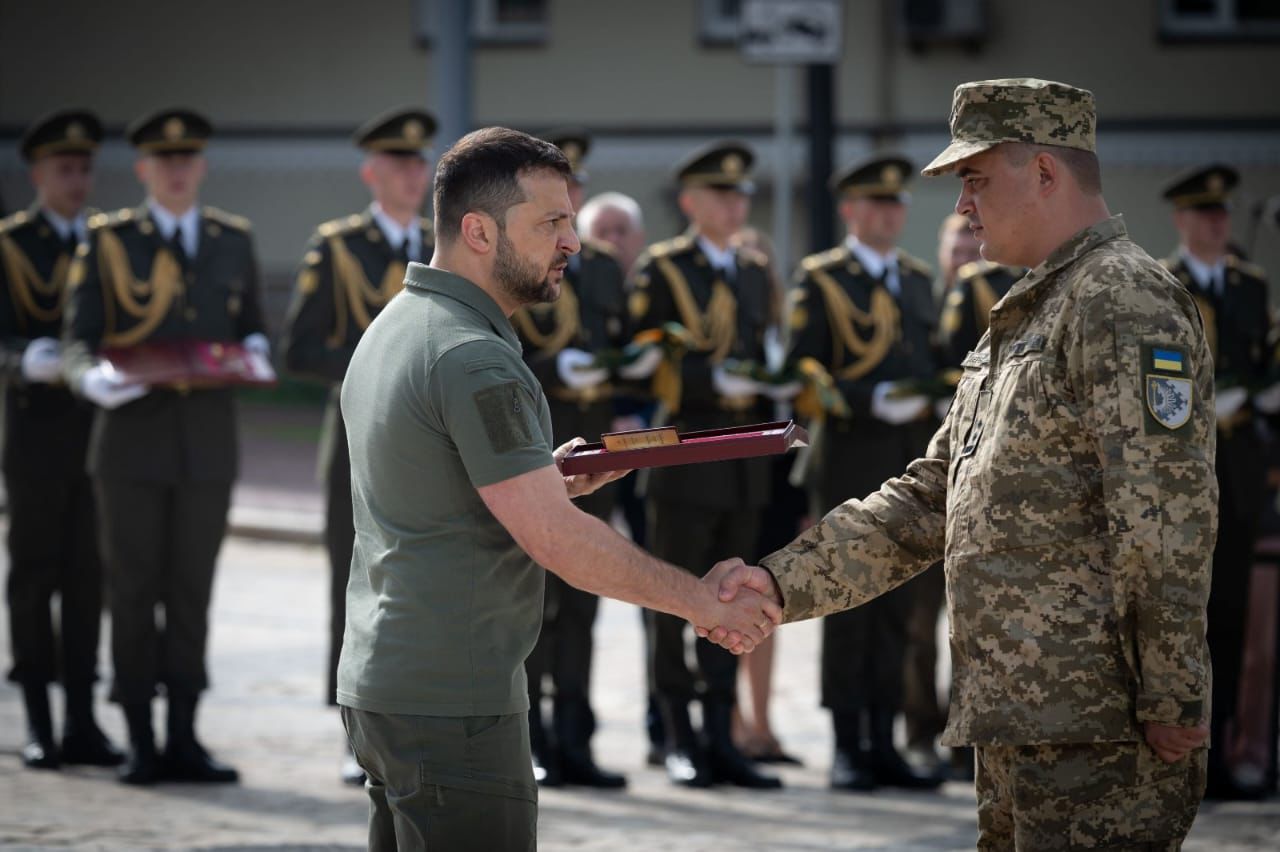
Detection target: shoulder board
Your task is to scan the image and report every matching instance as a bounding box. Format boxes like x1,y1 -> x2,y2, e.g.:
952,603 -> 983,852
580,237 -> 616,260
736,245 -> 769,268
800,246 -> 848,273
202,206 -> 252,232
956,260 -> 989,281
897,250 -> 934,278
1227,254 -> 1267,281
88,207 -> 137,231
0,209 -> 32,234
317,212 -> 367,239
646,234 -> 694,259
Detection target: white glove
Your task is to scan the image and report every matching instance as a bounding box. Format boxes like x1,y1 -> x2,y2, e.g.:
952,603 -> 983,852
1215,385 -> 1248,421
1254,382 -> 1280,415
872,381 -> 929,425
241,332 -> 276,381
20,337 -> 63,384
80,364 -> 148,410
759,380 -> 802,402
617,346 -> 662,380
242,332 -> 271,357
556,348 -> 608,390
935,395 -> 954,421
712,367 -> 762,398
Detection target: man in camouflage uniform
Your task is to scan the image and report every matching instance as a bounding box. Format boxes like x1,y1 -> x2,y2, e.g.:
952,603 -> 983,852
1160,164 -> 1272,800
626,141 -> 785,789
786,154 -> 943,791
708,79 -> 1214,849
279,107 -> 435,785
1,110 -> 123,771
63,108 -> 269,786
516,129 -> 628,788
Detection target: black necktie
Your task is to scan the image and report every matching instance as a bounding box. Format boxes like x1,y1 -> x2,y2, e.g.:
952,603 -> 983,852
394,237 -> 410,264
61,233 -> 78,257
169,224 -> 188,262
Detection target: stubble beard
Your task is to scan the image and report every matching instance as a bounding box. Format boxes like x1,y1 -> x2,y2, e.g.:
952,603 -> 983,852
494,229 -> 562,306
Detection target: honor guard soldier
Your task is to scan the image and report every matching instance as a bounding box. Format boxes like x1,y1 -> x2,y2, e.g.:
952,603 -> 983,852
786,154 -> 943,791
278,106 -> 435,785
626,141 -> 784,789
62,108 -> 269,785
1161,164 -> 1272,800
1,110 -> 123,770
516,129 -> 628,789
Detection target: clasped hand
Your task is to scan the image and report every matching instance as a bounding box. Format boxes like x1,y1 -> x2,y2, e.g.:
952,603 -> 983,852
690,558 -> 783,654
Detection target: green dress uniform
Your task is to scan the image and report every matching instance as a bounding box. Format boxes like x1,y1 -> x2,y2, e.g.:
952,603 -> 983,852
627,139 -> 778,789
1159,162 -> 1271,798
0,107 -> 120,770
787,154 -> 942,789
514,232 -> 628,785
279,107 -> 436,709
62,108 -> 266,785
765,79 -> 1214,850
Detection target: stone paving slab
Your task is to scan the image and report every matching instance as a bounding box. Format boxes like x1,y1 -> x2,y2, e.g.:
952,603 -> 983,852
2,537 -> 1278,850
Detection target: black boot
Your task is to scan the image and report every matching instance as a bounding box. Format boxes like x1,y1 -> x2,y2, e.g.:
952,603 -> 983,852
555,698 -> 626,789
529,698 -> 562,787
60,683 -> 124,767
704,698 -> 782,789
868,707 -> 943,790
661,698 -> 712,788
645,693 -> 666,767
19,684 -> 59,769
159,695 -> 239,783
118,702 -> 160,785
829,710 -> 876,792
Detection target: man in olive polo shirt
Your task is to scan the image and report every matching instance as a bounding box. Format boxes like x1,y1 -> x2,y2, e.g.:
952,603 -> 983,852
338,127 -> 781,850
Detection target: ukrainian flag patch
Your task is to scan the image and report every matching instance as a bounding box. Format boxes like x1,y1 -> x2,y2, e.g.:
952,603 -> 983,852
1141,342 -> 1193,434
1151,348 -> 1185,374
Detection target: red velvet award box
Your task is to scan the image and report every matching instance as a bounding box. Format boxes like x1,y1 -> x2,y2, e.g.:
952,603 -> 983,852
100,340 -> 277,389
559,420 -> 809,476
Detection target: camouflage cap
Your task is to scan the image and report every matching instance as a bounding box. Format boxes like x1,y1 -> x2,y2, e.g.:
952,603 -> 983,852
922,78 -> 1096,177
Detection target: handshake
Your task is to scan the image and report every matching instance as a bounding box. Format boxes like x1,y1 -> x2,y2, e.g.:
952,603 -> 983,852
690,558 -> 785,654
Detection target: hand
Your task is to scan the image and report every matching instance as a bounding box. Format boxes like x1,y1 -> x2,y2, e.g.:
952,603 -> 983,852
20,337 -> 63,384
242,332 -> 271,357
556,348 -> 608,390
1215,385 -> 1248,421
241,333 -> 276,381
694,558 -> 783,653
688,558 -> 782,654
1254,382 -> 1280,415
1144,720 -> 1209,764
80,364 -> 148,410
872,381 -> 929,425
617,346 -> 662,380
934,395 -> 954,421
554,436 -> 630,498
759,380 -> 802,402
712,367 -> 761,399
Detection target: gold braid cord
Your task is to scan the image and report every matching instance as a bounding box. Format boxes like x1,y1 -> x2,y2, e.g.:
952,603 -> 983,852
808,267 -> 898,381
328,235 -> 406,333
654,255 -> 736,362
98,228 -> 179,347
511,280 -> 581,355
0,235 -> 70,325
1192,294 -> 1218,364
971,274 -> 999,336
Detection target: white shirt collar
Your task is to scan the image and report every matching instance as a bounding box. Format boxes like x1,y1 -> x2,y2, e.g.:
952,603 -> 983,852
41,208 -> 88,245
695,235 -> 737,274
371,203 -> 421,261
147,198 -> 200,257
1179,247 -> 1225,296
845,235 -> 900,295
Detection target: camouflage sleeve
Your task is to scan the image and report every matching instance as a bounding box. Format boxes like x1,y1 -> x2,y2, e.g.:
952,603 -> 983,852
760,415 -> 950,622
1070,277 -> 1215,728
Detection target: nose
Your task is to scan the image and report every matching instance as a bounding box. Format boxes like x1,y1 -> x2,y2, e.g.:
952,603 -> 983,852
560,223 -> 581,256
954,186 -> 973,218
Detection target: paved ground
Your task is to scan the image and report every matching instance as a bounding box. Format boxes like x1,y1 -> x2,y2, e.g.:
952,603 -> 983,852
1,401 -> 1279,850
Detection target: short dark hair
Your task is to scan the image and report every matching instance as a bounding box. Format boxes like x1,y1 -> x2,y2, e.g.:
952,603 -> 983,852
1002,142 -> 1102,196
433,127 -> 573,242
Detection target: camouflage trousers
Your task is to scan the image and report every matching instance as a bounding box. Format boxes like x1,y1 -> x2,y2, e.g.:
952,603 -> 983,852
975,741 -> 1206,851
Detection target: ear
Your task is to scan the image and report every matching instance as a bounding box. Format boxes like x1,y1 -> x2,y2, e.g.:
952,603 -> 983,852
676,188 -> 696,220
459,211 -> 495,255
133,157 -> 148,184
837,197 -> 857,223
358,157 -> 376,189
193,155 -> 209,182
1035,151 -> 1059,196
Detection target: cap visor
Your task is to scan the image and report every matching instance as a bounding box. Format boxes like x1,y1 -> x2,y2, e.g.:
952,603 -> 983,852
921,139 -> 1000,177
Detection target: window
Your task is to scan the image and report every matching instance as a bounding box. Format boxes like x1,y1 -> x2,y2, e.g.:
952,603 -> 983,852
412,0 -> 549,47
698,0 -> 743,45
1159,0 -> 1280,41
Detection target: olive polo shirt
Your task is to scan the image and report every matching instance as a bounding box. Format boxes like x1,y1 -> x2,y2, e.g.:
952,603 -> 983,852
337,263 -> 554,717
